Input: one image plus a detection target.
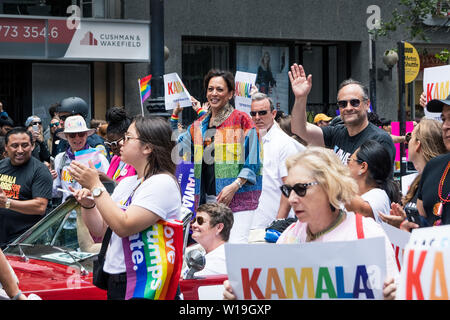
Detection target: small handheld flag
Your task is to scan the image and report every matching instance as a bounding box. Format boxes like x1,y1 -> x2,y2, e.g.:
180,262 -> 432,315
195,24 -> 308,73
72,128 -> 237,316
138,74 -> 152,115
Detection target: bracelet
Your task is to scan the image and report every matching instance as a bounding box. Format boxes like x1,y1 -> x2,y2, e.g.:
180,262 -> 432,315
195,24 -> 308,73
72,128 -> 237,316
234,180 -> 243,189
11,290 -> 22,300
81,203 -> 96,209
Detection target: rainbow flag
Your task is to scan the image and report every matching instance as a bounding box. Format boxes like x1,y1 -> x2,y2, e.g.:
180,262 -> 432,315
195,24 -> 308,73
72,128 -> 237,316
122,219 -> 184,300
139,74 -> 152,104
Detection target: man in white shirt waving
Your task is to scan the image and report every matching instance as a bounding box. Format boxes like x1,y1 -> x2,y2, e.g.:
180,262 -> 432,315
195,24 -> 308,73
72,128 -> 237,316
248,92 -> 305,241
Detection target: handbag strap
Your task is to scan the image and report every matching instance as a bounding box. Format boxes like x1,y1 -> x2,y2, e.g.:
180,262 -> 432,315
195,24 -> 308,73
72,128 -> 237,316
98,227 -> 113,258
355,213 -> 365,239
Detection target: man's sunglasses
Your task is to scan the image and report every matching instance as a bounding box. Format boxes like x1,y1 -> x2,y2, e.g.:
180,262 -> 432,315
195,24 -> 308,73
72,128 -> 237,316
49,122 -> 60,128
337,99 -> 364,109
250,110 -> 269,116
66,132 -> 87,138
280,181 -> 319,198
192,215 -> 207,226
105,137 -> 124,149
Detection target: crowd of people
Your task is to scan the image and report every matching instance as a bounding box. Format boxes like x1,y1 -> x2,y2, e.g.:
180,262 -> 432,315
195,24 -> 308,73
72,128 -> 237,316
0,63 -> 448,301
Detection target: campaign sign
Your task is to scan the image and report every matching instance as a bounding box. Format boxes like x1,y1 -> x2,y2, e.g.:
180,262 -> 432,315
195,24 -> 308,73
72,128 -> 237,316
397,225 -> 450,300
380,222 -> 411,272
175,160 -> 196,215
164,72 -> 192,110
225,237 -> 386,300
423,65 -> 450,121
235,71 -> 257,115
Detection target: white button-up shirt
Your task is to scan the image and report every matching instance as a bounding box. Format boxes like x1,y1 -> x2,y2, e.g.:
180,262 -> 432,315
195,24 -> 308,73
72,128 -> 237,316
251,122 -> 306,229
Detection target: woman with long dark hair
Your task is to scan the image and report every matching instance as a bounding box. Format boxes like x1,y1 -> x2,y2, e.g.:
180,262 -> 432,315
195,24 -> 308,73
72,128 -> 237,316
346,139 -> 401,223
68,116 -> 182,300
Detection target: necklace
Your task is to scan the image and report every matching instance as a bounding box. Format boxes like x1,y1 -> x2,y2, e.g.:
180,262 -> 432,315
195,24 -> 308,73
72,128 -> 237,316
306,210 -> 346,242
438,161 -> 450,204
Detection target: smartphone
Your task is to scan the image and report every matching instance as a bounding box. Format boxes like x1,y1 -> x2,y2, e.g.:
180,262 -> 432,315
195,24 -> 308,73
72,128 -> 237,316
32,124 -> 39,132
405,207 -> 429,228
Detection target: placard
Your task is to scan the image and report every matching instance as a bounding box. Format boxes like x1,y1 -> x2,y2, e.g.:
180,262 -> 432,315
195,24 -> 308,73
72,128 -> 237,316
380,222 -> 411,272
164,72 -> 192,110
397,225 -> 450,300
423,65 -> 450,120
234,71 -> 257,115
225,237 -> 386,300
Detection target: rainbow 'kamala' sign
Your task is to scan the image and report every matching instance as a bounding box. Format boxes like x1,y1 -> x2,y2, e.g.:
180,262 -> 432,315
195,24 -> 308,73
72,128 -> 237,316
225,237 -> 387,300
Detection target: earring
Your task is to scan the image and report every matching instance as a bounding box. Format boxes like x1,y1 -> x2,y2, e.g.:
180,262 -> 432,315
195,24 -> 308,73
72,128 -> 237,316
358,171 -> 362,176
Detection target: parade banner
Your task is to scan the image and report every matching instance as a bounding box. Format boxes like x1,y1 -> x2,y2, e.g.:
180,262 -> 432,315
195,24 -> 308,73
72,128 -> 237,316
397,225 -> 450,300
235,71 -> 257,115
176,160 -> 196,215
380,222 -> 411,272
225,237 -> 386,300
164,72 -> 192,110
423,65 -> 450,121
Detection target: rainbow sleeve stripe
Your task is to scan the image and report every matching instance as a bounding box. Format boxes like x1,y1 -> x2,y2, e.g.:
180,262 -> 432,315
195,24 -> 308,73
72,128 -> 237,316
196,108 -> 207,117
122,219 -> 184,300
140,74 -> 152,104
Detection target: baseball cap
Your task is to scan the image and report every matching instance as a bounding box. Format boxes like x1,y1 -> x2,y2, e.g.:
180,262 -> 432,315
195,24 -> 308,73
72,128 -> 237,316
426,94 -> 450,113
314,113 -> 332,124
25,116 -> 41,127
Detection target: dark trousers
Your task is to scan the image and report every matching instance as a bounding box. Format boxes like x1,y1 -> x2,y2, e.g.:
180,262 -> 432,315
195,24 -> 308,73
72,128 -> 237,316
106,272 -> 127,300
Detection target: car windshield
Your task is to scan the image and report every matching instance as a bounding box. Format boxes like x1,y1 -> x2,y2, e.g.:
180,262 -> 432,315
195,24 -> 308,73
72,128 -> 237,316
4,197 -> 100,271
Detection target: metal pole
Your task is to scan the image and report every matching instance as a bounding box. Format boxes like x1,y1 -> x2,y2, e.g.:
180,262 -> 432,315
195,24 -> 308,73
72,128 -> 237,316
369,35 -> 377,113
397,41 -> 406,182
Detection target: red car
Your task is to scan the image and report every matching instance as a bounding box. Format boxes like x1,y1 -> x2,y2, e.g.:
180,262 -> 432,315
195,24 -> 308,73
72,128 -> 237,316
3,198 -> 227,300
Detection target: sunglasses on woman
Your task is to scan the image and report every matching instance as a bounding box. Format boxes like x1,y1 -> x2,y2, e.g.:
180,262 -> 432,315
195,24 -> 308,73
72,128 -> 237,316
191,215 -> 207,226
66,132 -> 87,139
337,99 -> 364,109
105,137 -> 124,148
404,132 -> 412,144
280,181 -> 319,197
49,122 -> 60,128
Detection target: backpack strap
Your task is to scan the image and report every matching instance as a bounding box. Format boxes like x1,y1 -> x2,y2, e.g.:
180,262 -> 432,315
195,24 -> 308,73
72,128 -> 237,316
355,213 -> 365,239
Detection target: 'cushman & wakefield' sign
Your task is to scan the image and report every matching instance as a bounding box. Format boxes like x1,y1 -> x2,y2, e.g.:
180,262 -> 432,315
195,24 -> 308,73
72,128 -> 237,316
0,15 -> 149,62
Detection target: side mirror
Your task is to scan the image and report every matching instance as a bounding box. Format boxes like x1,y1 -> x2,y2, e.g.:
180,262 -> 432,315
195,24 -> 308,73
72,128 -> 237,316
184,248 -> 205,279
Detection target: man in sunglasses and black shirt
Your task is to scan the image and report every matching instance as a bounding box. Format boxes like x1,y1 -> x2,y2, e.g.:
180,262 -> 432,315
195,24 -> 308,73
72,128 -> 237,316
289,63 -> 395,165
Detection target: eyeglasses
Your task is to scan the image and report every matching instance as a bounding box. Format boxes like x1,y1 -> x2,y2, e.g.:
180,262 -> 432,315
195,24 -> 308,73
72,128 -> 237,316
124,134 -> 140,143
66,132 -> 87,139
105,137 -> 124,149
250,110 -> 269,117
49,122 -> 60,128
280,181 -> 319,198
405,132 -> 412,144
337,99 -> 365,109
59,115 -> 70,121
192,215 -> 207,226
347,157 -> 363,164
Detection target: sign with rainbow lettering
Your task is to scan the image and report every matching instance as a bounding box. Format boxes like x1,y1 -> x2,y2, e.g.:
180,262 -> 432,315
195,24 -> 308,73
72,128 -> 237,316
235,71 -> 257,115
164,72 -> 192,110
396,225 -> 450,300
225,237 -> 386,300
423,65 -> 450,121
122,219 -> 184,300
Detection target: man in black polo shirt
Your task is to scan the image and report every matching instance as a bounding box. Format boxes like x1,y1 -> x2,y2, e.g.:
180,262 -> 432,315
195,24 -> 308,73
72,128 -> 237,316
0,127 -> 52,248
289,63 -> 395,164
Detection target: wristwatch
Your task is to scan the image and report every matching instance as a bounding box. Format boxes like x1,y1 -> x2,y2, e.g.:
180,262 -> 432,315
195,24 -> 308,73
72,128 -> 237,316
91,186 -> 107,198
5,199 -> 11,209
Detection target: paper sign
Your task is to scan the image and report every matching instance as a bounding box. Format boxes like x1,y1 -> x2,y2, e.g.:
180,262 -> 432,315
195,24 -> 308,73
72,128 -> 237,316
74,149 -> 102,169
225,237 -> 386,300
176,160 -> 196,215
164,72 -> 192,110
397,225 -> 450,300
380,222 -> 411,272
423,65 -> 450,120
234,71 -> 257,115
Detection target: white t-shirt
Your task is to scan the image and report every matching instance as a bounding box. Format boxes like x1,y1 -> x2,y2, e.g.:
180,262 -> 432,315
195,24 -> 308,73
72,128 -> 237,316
251,123 -> 305,229
103,174 -> 181,274
361,188 -> 391,223
194,243 -> 227,276
277,211 -> 399,280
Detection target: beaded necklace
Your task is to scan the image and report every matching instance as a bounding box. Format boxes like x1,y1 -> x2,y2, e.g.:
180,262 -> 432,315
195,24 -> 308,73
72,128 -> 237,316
438,161 -> 450,204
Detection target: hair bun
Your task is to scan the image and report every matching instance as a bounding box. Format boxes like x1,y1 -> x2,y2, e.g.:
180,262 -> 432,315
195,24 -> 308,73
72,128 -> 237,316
106,106 -> 127,124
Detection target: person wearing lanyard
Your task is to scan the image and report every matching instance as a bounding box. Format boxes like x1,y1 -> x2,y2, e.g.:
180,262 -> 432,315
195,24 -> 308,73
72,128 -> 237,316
68,116 -> 181,300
